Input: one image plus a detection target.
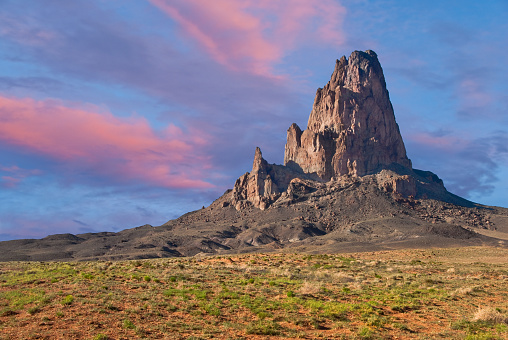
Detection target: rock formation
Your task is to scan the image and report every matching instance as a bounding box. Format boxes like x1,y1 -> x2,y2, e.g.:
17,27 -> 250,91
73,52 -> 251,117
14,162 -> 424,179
284,50 -> 411,179
231,147 -> 318,210
3,49 -> 505,262
232,50 -> 421,210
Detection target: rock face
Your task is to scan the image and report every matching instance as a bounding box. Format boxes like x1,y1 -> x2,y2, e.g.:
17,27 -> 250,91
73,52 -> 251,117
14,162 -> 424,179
231,147 -> 279,210
231,147 -> 318,210
232,50 -> 418,210
284,50 -> 411,179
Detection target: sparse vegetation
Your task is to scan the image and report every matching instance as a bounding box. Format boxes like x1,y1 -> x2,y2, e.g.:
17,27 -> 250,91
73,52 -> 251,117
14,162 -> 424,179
92,334 -> 108,340
122,319 -> 136,329
0,247 -> 507,339
60,294 -> 74,305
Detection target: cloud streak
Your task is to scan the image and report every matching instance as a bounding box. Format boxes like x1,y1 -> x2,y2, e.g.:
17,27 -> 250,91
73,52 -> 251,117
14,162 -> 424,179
0,164 -> 41,188
0,95 -> 212,189
149,0 -> 346,76
407,131 -> 508,199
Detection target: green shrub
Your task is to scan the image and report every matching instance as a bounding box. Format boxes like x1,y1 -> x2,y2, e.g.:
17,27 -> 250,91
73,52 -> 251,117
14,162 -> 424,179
27,306 -> 40,315
123,319 -> 136,329
61,295 -> 74,305
246,320 -> 281,335
257,311 -> 270,320
357,326 -> 373,339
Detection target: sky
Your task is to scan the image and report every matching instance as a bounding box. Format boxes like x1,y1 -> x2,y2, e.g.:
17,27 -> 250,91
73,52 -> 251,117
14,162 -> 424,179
0,0 -> 507,241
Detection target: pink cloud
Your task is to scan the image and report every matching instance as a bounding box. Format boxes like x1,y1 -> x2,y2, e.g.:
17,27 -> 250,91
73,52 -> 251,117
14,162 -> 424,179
0,164 -> 42,188
459,79 -> 493,109
0,13 -> 58,46
149,0 -> 346,76
1,176 -> 21,188
0,95 -> 213,189
407,132 -> 466,153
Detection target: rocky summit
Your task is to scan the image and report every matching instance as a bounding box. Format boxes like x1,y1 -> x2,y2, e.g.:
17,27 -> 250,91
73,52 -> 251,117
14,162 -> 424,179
0,50 -> 507,261
286,50 -> 411,179
232,50 -> 447,210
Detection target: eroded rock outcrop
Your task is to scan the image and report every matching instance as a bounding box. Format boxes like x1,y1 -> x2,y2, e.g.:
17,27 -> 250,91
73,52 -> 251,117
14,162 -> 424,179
231,147 -> 317,210
232,50 -> 445,210
284,50 -> 411,179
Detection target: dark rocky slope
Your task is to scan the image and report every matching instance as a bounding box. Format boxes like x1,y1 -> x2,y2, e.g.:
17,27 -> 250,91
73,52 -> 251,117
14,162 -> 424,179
1,170 -> 506,261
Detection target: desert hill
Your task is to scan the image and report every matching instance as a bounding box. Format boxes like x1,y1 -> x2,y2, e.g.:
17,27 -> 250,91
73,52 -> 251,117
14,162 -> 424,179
0,50 -> 506,261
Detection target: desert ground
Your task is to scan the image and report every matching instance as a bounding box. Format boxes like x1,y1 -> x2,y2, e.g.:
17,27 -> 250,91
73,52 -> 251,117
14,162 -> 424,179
1,246 -> 507,339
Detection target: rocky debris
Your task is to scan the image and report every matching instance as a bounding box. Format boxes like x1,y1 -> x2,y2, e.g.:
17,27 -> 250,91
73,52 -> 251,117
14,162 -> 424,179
377,172 -> 417,198
285,50 -> 411,180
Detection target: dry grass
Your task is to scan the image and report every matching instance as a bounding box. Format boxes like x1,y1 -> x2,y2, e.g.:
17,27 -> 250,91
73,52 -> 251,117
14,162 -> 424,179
332,271 -> 355,283
473,307 -> 508,324
298,280 -> 322,295
452,286 -> 477,296
0,246 -> 507,339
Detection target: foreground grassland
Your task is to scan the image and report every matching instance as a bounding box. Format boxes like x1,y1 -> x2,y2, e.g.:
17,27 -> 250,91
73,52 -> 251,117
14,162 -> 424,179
0,247 -> 507,339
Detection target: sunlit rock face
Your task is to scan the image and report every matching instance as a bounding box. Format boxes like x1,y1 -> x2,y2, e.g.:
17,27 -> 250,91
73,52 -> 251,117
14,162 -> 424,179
231,147 -> 315,210
284,50 -> 412,180
232,50 -> 426,210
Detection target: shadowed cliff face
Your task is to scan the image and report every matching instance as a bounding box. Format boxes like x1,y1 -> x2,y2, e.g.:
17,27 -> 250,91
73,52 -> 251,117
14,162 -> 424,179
285,50 -> 411,180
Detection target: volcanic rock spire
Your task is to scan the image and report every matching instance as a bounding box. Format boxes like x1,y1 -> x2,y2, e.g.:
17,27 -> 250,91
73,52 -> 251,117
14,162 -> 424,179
232,50 -> 419,210
284,50 -> 412,179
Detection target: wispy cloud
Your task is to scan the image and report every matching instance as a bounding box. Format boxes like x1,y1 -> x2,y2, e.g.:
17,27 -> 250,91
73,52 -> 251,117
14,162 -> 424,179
0,95 -> 212,189
0,76 -> 64,93
407,130 -> 508,198
149,0 -> 346,76
0,164 -> 42,188
0,12 -> 57,47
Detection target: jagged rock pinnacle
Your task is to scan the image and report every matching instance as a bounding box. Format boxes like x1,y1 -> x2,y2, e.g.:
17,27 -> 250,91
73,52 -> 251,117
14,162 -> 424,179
231,50 -> 436,210
284,50 -> 412,179
231,147 -> 280,210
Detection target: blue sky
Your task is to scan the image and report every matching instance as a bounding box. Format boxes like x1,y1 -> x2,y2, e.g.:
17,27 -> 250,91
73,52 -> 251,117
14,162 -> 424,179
0,0 -> 507,240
